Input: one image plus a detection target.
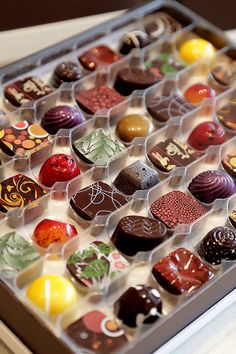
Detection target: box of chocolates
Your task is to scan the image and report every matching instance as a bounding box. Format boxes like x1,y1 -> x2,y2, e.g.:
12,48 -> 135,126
0,1 -> 236,353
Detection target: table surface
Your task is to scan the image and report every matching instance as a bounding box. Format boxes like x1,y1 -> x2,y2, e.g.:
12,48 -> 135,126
0,11 -> 236,354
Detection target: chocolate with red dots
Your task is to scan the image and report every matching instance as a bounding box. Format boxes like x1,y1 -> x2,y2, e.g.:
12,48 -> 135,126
152,247 -> 214,295
150,190 -> 207,229
79,45 -> 122,71
75,85 -> 125,114
0,121 -> 51,157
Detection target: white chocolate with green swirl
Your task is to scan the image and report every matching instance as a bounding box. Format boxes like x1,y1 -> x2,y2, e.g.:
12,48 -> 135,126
0,232 -> 40,279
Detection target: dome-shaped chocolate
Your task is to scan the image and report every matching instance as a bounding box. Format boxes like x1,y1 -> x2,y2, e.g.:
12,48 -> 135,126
119,31 -> 149,55
52,61 -> 81,88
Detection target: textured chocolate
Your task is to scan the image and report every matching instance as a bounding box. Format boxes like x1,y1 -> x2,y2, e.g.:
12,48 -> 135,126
145,53 -> 186,76
222,148 -> 236,178
150,191 -> 207,229
70,181 -> 128,220
111,215 -> 166,256
198,226 -> 236,265
116,114 -> 150,143
51,61 -> 81,88
114,67 -> 161,96
75,85 -> 125,114
79,45 -> 121,71
144,12 -> 182,39
152,248 -> 213,295
0,174 -> 47,213
114,285 -> 162,328
119,31 -> 149,55
148,138 -> 202,172
216,100 -> 236,131
188,170 -> 236,204
4,77 -> 53,107
65,310 -> 127,353
147,93 -> 194,123
188,121 -> 226,151
113,160 -> 160,195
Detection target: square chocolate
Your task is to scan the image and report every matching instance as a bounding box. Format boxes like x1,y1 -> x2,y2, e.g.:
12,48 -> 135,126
79,45 -> 122,71
152,247 -> 214,295
0,121 -> 51,157
221,148 -> 236,178
75,85 -> 125,114
70,181 -> 128,220
4,76 -> 53,107
67,241 -> 129,289
113,160 -> 160,195
148,138 -> 202,172
0,174 -> 47,213
65,310 -> 127,354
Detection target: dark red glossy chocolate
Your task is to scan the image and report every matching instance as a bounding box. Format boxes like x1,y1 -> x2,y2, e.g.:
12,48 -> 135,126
188,121 -> 226,151
79,45 -> 121,71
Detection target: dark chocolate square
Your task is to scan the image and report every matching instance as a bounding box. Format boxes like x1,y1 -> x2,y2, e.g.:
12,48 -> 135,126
79,45 -> 122,71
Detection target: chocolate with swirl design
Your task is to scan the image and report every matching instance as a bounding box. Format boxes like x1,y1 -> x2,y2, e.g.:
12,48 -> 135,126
144,12 -> 182,40
216,99 -> 236,131
198,226 -> 236,265
0,174 -> 47,213
188,170 -> 236,204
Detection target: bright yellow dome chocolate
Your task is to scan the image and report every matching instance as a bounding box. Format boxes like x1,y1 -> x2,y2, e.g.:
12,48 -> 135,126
179,38 -> 216,64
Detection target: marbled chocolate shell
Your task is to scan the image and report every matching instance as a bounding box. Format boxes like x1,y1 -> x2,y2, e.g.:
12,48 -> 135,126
41,105 -> 85,135
188,170 -> 236,204
198,226 -> 236,265
52,61 -> 81,88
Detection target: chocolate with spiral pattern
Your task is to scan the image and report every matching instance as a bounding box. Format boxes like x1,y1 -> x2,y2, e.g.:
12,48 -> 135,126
198,226 -> 236,265
188,170 -> 236,204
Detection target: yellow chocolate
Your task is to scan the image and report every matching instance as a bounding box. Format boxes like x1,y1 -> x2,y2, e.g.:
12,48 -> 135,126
179,38 -> 216,64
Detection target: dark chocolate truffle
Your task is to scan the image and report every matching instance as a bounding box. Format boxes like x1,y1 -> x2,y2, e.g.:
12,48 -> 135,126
152,248 -> 214,295
188,121 -> 226,151
116,114 -> 150,143
52,61 -> 81,87
41,105 -> 85,135
113,161 -> 159,195
216,99 -> 236,131
119,31 -> 149,55
144,12 -> 182,39
111,215 -> 166,256
79,45 -> 121,71
198,226 -> 236,265
150,191 -> 207,229
188,170 -> 236,204
114,285 -> 162,328
222,148 -> 236,179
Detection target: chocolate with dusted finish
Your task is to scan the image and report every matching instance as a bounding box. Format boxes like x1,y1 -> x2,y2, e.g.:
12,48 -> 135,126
216,99 -> 236,131
65,310 -> 127,354
51,61 -> 82,87
111,215 -> 166,256
0,174 -> 46,213
198,226 -> 236,265
147,94 -> 194,123
148,138 -> 202,172
119,31 -> 149,55
114,67 -> 161,96
188,121 -> 226,151
113,160 -> 160,195
41,105 -> 85,135
144,12 -> 182,39
70,181 -> 128,220
76,85 -> 125,114
152,248 -> 213,295
79,45 -> 121,71
4,76 -> 53,107
114,285 -> 162,328
116,114 -> 150,143
222,148 -> 236,178
150,191 -> 207,229
188,170 -> 236,204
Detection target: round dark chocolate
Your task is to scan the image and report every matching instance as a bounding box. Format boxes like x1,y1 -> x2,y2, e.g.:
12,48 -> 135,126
114,285 -> 162,328
198,226 -> 236,265
188,170 -> 236,204
52,61 -> 81,87
119,31 -> 149,55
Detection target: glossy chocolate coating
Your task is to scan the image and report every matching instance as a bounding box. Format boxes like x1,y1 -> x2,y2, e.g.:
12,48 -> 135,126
114,68 -> 161,96
152,248 -> 213,295
114,285 -> 162,328
188,121 -> 226,151
79,45 -> 121,71
222,148 -> 236,179
116,114 -> 150,143
41,105 -> 85,135
144,12 -> 182,39
111,215 -> 166,256
147,94 -> 194,123
150,191 -> 207,229
113,160 -> 159,195
216,100 -> 236,131
198,226 -> 236,265
188,170 -> 236,204
119,31 -> 149,55
148,138 -> 202,172
70,181 -> 128,220
52,61 -> 81,87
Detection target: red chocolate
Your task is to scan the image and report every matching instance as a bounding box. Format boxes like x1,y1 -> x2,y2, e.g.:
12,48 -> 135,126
188,121 -> 226,151
184,83 -> 214,105
79,45 -> 122,71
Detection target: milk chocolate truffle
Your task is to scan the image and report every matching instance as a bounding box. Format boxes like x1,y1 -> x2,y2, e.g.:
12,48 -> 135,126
188,121 -> 226,151
222,148 -> 236,178
144,12 -> 182,39
145,53 -> 186,76
76,85 -> 125,114
113,160 -> 159,195
119,31 -> 149,55
111,215 -> 166,256
114,67 -> 161,96
148,138 -> 202,172
152,248 -> 214,295
114,285 -> 162,328
116,114 -> 150,143
41,105 -> 85,135
216,100 -> 236,131
198,226 -> 236,265
79,45 -> 121,71
150,191 -> 207,229
147,94 -> 194,123
188,170 -> 236,204
51,61 -> 82,87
